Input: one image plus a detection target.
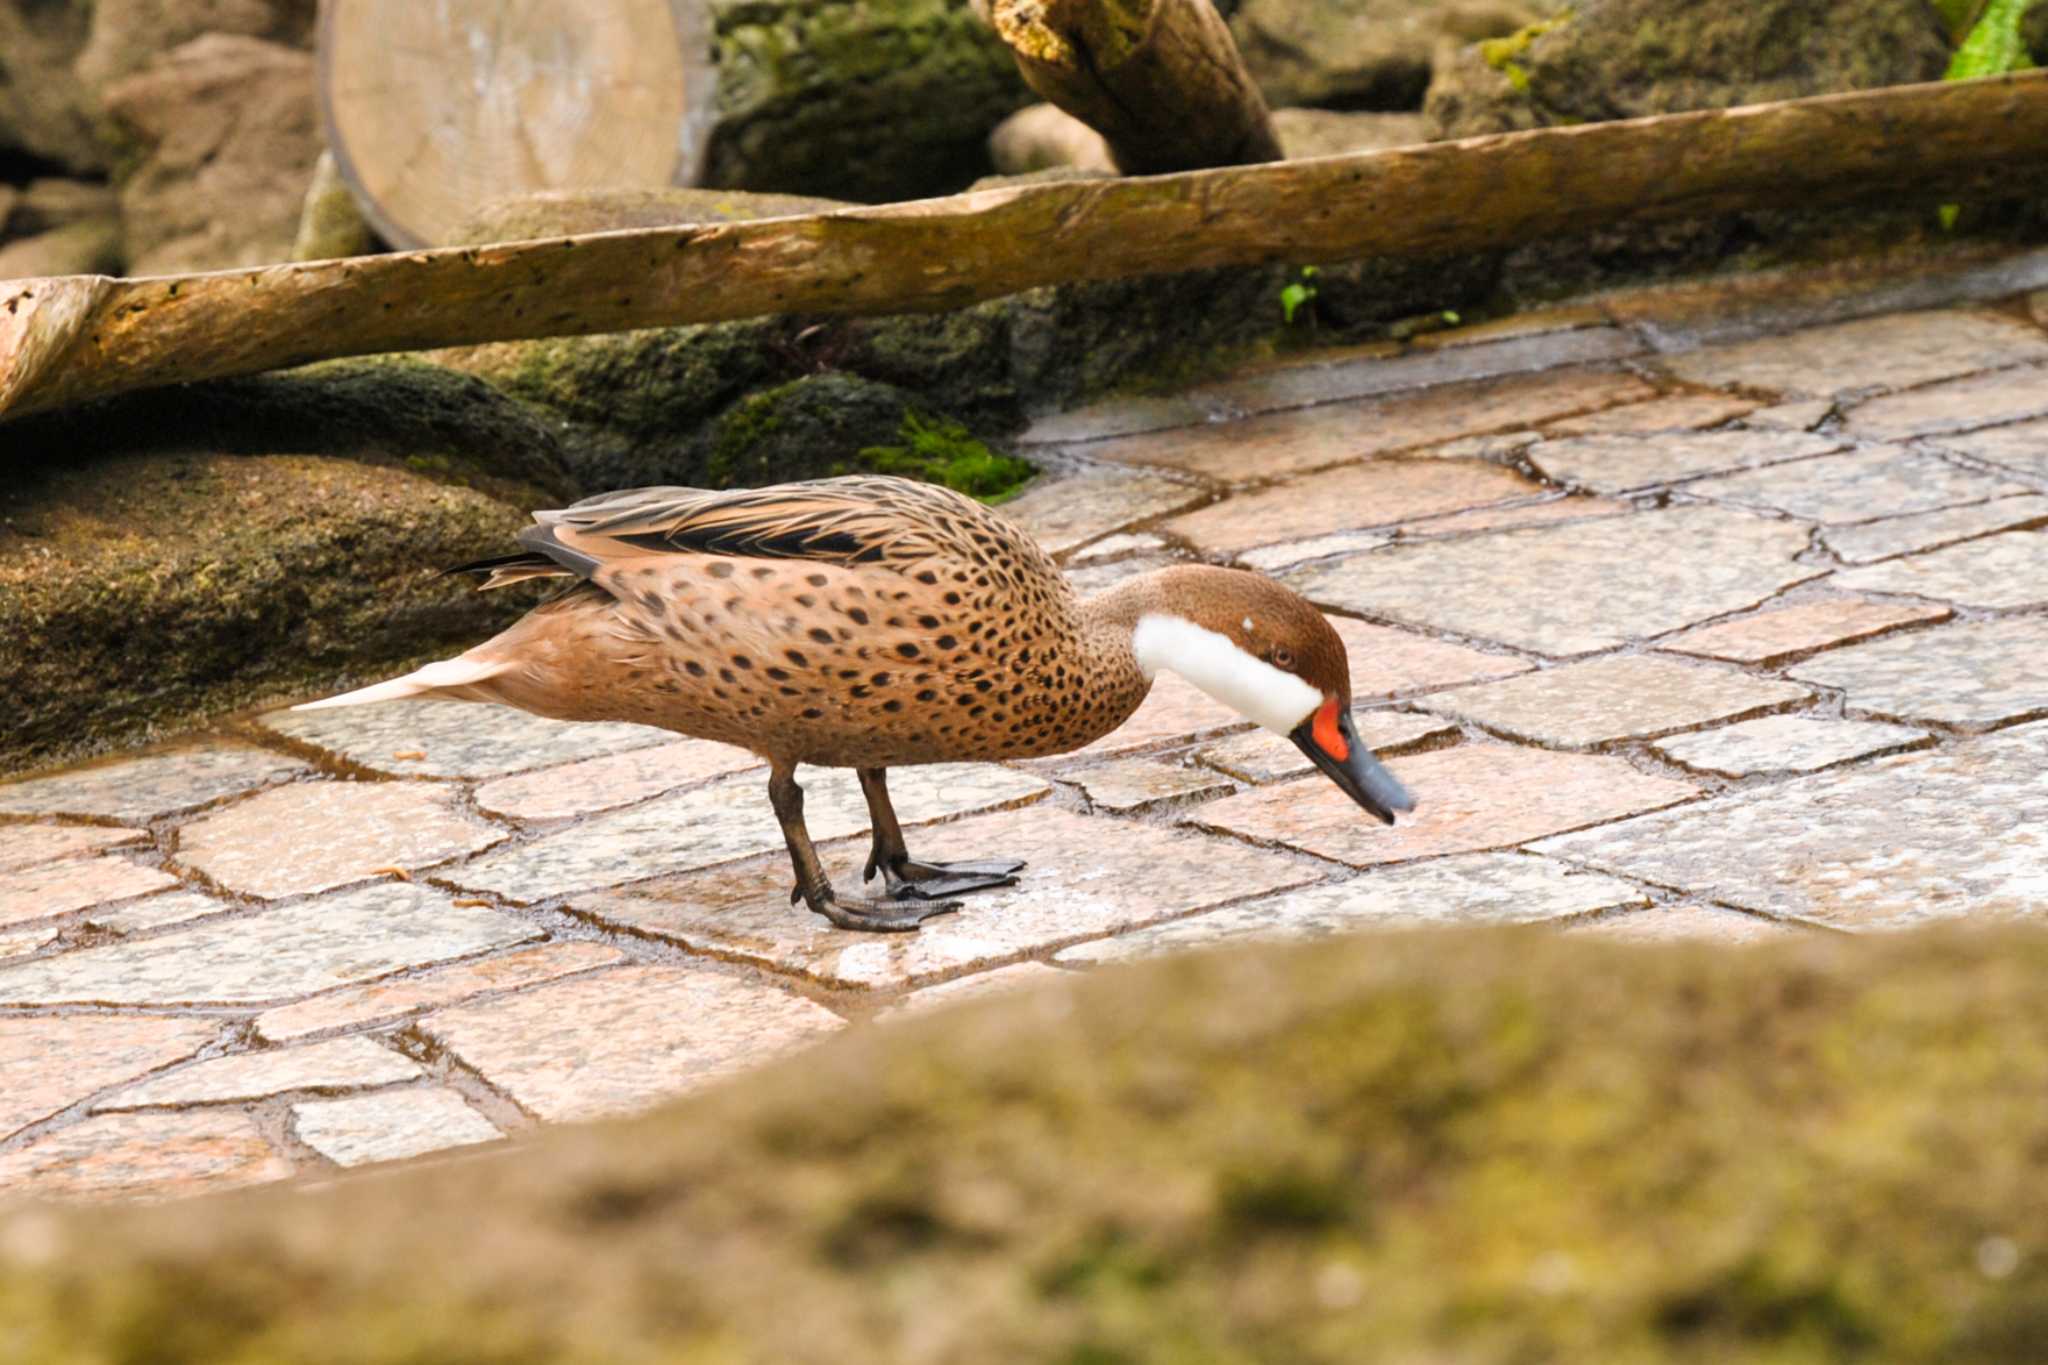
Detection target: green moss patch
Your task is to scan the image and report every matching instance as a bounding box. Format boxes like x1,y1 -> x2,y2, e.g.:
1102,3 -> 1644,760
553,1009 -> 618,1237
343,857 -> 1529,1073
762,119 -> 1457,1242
7,926 -> 2048,1361
856,411 -> 1035,502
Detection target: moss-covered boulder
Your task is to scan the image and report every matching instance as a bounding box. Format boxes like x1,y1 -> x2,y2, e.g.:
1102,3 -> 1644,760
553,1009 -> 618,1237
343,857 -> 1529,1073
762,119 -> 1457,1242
9,926 -> 2048,1361
0,359 -> 574,773
703,0 -> 1032,203
1425,0 -> 1952,139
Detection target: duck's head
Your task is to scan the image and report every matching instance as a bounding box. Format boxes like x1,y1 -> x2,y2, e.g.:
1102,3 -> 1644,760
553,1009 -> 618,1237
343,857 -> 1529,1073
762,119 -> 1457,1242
1129,567 -> 1417,824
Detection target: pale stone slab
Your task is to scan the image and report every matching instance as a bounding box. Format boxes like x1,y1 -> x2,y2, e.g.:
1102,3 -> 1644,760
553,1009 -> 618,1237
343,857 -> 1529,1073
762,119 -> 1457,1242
1662,597 -> 1950,663
0,927 -> 46,964
1331,617 -> 1532,698
995,467 -> 1204,554
83,888 -> 231,937
0,824 -> 144,874
1568,904 -> 1798,944
1935,414 -> 2048,479
1067,759 -> 1235,813
264,700 -> 673,779
292,1089 -> 504,1167
255,941 -> 629,1042
1821,497 -> 2048,564
1425,656 -> 1809,747
176,781 -> 506,899
1186,743 -> 1696,868
0,883 -> 540,1007
1194,711 -> 1452,784
574,806 -> 1311,991
1058,854 -> 1647,963
1843,362 -> 2048,440
1741,400 -> 1834,432
1789,616 -> 2048,728
1063,552 -> 1181,596
1525,430 -> 1841,493
0,1110 -> 291,1202
451,763 -> 1049,903
1288,506 -> 1817,656
1690,447 -> 2029,523
875,963 -> 1068,1021
1544,393 -> 1759,435
0,745 -> 307,822
1651,716 -> 1929,777
1420,430 -> 1541,460
1164,459 -> 1538,553
1092,367 -> 1653,481
1534,724 -> 2048,931
1661,309 -> 2048,398
1238,531 -> 1392,571
0,1015 -> 220,1140
1193,329 -> 1645,414
1020,392 -> 1229,446
1072,532 -> 1169,561
473,740 -> 762,821
1395,495 -> 1633,539
0,855 -> 178,929
1832,531 -> 2048,609
94,1037 -> 423,1111
421,964 -> 844,1122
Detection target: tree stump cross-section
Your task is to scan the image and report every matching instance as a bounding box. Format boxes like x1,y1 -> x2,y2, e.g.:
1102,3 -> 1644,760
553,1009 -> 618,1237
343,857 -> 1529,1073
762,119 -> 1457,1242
318,0 -> 718,249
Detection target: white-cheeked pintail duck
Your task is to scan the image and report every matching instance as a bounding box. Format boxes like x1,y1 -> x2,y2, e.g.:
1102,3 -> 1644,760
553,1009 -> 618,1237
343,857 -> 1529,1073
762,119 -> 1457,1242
302,476 -> 1415,931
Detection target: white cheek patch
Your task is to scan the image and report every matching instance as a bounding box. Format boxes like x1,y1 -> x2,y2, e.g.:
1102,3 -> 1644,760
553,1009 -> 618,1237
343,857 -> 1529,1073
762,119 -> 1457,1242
1132,613 -> 1322,736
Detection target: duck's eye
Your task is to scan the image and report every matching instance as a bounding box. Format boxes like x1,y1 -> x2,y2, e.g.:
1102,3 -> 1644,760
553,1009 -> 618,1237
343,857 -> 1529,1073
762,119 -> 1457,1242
1271,646 -> 1295,670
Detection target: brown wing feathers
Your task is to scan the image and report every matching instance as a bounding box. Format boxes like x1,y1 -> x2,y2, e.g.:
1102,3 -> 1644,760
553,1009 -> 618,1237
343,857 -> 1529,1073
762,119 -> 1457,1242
445,477 -> 989,591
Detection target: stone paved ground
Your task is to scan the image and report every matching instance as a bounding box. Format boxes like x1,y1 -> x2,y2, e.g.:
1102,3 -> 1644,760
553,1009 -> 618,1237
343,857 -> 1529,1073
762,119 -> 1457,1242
5,250 -> 2048,1201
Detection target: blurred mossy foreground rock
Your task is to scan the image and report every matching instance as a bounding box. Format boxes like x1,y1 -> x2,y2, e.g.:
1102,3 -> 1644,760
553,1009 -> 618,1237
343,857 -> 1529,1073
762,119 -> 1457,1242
703,0 -> 1031,201
0,361 -> 573,774
9,927 -> 2048,1361
1425,0 -> 1952,138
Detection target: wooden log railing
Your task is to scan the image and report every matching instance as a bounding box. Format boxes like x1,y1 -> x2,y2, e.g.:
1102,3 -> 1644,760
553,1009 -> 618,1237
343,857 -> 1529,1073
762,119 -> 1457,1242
3,71 -> 2046,424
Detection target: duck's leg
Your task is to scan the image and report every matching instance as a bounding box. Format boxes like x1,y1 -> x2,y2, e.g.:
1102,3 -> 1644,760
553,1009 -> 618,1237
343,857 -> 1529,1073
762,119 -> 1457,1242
857,766 -> 1026,899
769,763 -> 957,933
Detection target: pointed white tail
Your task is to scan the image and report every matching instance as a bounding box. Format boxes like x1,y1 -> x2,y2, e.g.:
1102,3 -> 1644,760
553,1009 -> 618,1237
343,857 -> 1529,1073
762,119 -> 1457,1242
292,656 -> 506,710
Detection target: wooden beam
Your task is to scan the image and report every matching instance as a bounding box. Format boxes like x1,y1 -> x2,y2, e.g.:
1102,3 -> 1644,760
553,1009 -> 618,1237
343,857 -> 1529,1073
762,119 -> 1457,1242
4,72 -> 2047,423
988,0 -> 1282,173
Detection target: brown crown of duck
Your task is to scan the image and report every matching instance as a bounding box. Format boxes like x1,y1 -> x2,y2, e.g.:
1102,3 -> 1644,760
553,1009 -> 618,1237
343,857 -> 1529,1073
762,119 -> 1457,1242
302,476 -> 1415,932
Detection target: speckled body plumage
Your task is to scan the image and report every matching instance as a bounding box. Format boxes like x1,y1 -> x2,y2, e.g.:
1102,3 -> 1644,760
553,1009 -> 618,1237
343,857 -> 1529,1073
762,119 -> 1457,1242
442,478 -> 1155,767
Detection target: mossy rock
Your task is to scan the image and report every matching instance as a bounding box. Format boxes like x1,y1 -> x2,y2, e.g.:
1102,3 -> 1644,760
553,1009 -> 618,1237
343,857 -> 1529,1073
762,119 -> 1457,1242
703,0 -> 1032,203
439,260 -> 1500,492
0,358 -> 575,772
1424,0 -> 1952,139
9,926 -> 2048,1361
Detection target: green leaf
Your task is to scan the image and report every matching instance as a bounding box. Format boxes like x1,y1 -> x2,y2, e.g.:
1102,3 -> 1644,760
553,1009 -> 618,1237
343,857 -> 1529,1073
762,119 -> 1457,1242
1946,0 -> 2042,80
1279,282 -> 1315,325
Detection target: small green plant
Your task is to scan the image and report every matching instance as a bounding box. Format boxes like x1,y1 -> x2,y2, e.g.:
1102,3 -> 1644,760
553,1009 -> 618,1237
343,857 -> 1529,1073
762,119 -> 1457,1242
1279,266 -> 1320,325
1939,0 -> 2042,227
858,411 -> 1035,502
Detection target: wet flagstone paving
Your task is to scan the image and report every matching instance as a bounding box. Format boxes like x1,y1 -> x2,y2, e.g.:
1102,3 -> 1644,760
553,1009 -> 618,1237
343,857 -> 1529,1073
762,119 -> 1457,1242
5,252 -> 2048,1201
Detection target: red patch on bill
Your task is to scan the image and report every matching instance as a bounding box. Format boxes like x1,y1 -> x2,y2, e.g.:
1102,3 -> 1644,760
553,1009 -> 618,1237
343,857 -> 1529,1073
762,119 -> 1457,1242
1312,697 -> 1349,762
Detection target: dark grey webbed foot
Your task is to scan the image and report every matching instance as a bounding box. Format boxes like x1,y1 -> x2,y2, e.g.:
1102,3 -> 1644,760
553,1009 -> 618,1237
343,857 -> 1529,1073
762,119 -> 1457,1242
863,854 -> 1027,900
810,887 -> 963,933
